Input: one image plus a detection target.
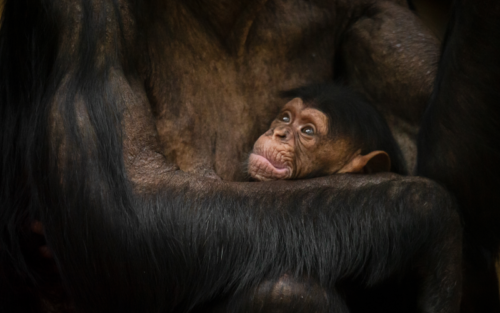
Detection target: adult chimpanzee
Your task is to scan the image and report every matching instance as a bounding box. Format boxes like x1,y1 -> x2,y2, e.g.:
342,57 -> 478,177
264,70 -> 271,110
0,1 -> 497,313
248,83 -> 407,181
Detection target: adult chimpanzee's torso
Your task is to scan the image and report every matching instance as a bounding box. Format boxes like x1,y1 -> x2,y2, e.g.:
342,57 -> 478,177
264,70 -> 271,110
144,0 -> 409,181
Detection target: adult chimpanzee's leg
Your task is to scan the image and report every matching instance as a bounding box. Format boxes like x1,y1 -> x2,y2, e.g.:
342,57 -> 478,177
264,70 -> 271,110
417,1 -> 500,312
339,0 -> 440,172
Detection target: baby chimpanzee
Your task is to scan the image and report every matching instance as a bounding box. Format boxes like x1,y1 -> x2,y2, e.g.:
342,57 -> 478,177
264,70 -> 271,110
248,83 -> 407,181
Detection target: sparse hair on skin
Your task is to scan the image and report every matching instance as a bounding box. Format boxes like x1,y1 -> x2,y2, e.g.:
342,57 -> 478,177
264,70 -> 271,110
280,83 -> 408,175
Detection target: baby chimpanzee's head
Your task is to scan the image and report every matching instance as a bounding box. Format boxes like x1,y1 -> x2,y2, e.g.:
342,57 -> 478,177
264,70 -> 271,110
248,83 -> 407,181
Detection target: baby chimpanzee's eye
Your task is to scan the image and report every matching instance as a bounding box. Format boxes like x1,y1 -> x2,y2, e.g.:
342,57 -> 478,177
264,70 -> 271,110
301,126 -> 314,135
280,113 -> 290,123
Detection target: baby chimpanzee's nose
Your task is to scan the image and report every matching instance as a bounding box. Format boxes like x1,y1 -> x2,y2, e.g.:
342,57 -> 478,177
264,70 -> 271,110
273,127 -> 290,141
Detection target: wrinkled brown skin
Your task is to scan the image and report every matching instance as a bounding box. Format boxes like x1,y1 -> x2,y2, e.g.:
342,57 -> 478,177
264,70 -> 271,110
40,0 -> 441,311
248,98 -> 363,181
131,0 -> 439,184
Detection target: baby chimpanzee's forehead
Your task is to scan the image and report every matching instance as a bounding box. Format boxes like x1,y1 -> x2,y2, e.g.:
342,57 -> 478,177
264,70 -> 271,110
281,97 -> 304,110
282,97 -> 320,113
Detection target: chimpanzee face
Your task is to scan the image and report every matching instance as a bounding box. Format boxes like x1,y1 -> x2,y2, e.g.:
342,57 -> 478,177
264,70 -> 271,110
248,98 -> 353,181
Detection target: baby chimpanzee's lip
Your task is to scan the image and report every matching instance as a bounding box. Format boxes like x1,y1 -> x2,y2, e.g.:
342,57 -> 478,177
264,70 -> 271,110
248,153 -> 290,181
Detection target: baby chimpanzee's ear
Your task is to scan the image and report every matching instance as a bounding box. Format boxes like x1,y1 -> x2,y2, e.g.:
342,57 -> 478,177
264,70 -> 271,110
338,151 -> 391,174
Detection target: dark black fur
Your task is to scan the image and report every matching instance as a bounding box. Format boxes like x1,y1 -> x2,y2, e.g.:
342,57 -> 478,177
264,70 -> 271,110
407,0 -> 416,12
281,83 -> 408,175
417,0 -> 500,311
0,0 -> 477,312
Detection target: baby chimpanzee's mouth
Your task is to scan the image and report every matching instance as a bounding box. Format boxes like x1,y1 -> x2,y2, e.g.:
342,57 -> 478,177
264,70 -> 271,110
248,153 -> 290,181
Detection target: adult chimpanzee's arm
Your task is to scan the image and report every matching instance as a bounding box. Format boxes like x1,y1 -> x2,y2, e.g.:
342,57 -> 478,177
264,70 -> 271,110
340,1 -> 439,124
417,1 -> 500,312
339,1 -> 440,171
0,1 -> 461,313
